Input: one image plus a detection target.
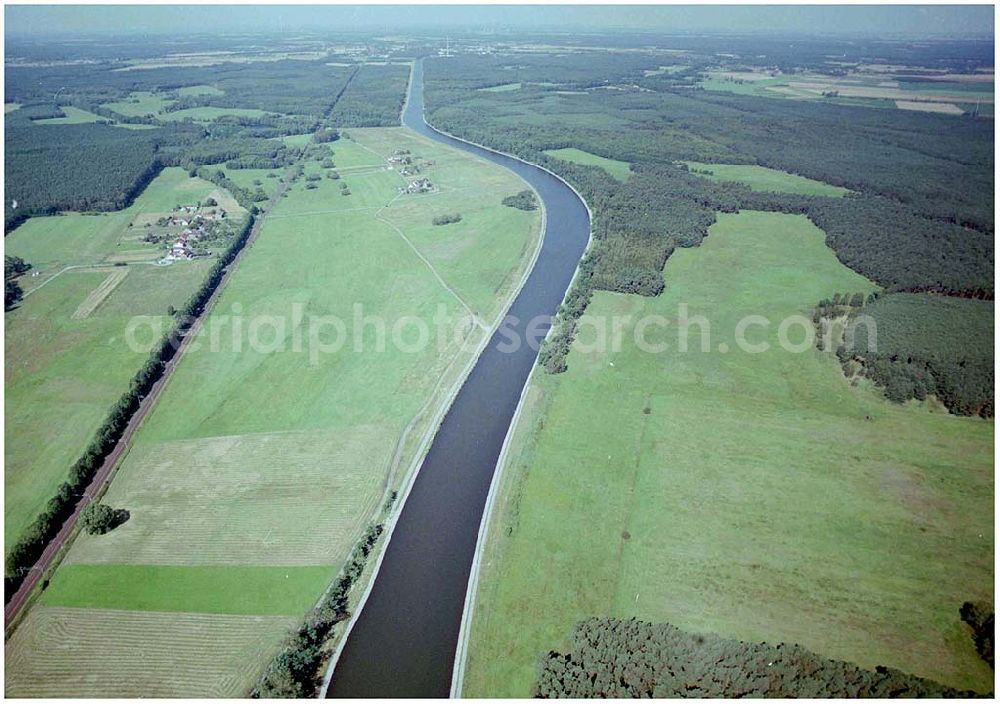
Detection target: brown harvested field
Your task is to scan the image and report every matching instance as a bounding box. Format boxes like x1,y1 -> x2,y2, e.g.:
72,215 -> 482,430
5,606 -> 295,697
71,268 -> 129,319
896,100 -> 966,115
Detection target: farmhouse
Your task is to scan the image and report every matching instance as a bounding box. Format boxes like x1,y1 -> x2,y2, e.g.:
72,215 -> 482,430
399,177 -> 434,195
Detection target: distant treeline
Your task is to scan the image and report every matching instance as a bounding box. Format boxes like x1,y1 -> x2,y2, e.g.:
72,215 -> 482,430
4,214 -> 255,596
535,617 -> 987,698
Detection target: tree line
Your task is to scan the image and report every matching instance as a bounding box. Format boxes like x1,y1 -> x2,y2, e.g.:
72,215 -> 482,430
535,617 -> 987,697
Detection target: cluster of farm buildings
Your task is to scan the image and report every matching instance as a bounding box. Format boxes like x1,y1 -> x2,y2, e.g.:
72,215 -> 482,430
156,204 -> 228,261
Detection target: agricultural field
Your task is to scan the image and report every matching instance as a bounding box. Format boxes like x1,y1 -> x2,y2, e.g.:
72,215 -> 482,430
463,211 -> 993,696
544,147 -> 632,181
4,168 -> 240,551
698,69 -> 993,115
683,161 -> 850,197
6,126 -> 541,696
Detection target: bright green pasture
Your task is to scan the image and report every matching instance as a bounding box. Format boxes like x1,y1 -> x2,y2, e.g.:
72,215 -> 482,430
4,168 -> 227,550
327,136 -> 385,169
684,161 -> 850,197
33,106 -> 105,124
464,211 -> 993,696
41,564 -> 333,615
5,103 -> 21,113
544,147 -> 632,181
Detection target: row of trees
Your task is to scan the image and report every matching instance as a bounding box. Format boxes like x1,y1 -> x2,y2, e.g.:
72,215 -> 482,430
4,214 -> 255,594
535,617 -> 983,697
253,522 -> 384,697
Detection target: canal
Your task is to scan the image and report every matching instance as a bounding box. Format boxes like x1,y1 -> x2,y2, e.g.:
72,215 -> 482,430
327,58 -> 591,698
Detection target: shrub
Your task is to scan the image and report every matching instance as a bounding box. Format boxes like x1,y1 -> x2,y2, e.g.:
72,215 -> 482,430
502,189 -> 537,211
80,503 -> 130,535
432,213 -> 462,226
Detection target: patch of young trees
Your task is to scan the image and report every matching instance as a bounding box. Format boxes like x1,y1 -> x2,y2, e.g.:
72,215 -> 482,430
535,617 -> 984,697
502,190 -> 538,211
253,522 -> 384,698
4,215 -> 255,596
432,213 -> 462,226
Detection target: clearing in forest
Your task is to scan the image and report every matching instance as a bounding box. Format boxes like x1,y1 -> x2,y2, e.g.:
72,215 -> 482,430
683,161 -> 850,197
544,147 -> 632,181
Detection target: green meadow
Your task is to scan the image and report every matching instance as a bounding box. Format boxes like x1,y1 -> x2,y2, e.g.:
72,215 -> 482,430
4,168 -> 229,550
684,161 -> 850,196
545,147 -> 632,181
8,126 -> 541,695
463,211 -> 993,696
41,564 -> 334,615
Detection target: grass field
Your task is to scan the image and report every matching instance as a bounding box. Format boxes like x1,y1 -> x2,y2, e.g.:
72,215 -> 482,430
545,147 -> 632,181
7,126 -> 542,696
684,161 -> 850,197
41,564 -> 334,615
4,168 -> 235,551
462,210 -> 993,696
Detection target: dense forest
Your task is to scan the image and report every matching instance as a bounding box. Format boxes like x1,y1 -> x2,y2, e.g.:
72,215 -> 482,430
327,63 -> 410,127
4,122 -> 162,229
535,618 -> 986,697
837,293 -> 994,416
3,55 -> 416,230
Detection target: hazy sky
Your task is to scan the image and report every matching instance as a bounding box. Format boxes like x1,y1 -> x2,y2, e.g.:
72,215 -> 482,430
5,4 -> 995,38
